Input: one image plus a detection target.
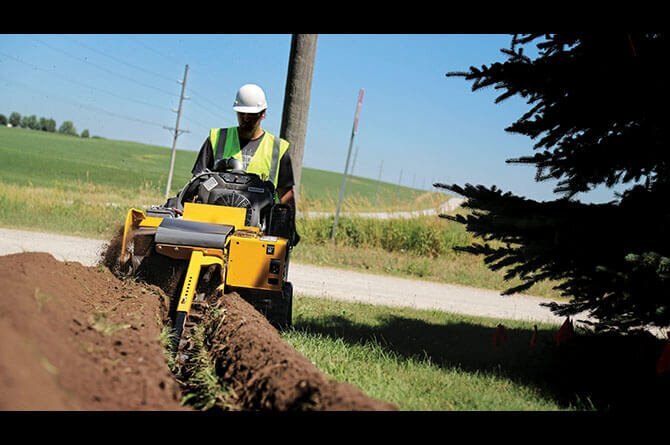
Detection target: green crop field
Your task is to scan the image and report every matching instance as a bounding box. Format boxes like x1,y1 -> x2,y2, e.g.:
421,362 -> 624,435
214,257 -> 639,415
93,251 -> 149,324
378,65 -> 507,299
0,126 -> 442,211
0,126 -> 192,193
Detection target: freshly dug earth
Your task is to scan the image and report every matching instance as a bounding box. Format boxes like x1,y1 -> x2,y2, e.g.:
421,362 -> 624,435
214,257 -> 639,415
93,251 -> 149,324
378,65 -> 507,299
0,252 -> 184,410
202,291 -> 397,410
2,231 -> 397,411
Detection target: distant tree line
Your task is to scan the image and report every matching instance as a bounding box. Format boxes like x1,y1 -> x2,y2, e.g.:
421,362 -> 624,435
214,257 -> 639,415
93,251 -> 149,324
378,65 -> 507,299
0,111 -> 93,138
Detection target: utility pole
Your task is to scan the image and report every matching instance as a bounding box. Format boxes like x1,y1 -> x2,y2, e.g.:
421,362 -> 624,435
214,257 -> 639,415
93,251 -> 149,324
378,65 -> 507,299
164,64 -> 190,199
280,34 -> 318,206
332,88 -> 364,240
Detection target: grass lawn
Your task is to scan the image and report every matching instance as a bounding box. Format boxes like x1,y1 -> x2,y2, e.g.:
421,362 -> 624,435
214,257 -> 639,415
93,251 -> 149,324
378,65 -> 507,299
283,294 -> 669,411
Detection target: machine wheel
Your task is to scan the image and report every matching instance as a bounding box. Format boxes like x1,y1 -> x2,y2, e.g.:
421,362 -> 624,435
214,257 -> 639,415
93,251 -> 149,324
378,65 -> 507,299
256,283 -> 292,331
284,282 -> 293,330
236,284 -> 293,331
272,282 -> 293,331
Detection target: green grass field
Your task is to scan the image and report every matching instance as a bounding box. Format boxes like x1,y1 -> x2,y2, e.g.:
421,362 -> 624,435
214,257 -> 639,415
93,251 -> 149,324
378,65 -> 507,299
287,295 -> 568,410
0,126 -> 192,193
284,295 -> 668,411
299,167 -> 445,212
0,126 -> 437,210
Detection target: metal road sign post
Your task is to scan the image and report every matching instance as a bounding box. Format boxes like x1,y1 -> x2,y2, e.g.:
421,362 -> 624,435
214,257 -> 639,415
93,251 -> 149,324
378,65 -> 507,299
332,88 -> 364,240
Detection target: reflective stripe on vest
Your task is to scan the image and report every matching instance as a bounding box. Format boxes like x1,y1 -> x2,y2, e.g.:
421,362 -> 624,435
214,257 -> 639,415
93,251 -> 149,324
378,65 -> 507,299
209,127 -> 289,187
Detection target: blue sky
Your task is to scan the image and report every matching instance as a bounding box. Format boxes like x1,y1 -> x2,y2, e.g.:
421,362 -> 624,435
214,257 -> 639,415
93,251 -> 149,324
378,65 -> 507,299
0,34 -> 620,203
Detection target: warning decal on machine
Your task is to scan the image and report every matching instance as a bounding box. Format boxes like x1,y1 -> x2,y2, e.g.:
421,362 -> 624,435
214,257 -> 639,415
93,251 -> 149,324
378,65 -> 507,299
203,177 -> 218,191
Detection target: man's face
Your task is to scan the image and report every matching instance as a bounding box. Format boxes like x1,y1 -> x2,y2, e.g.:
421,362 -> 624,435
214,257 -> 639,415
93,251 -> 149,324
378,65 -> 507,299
237,111 -> 264,132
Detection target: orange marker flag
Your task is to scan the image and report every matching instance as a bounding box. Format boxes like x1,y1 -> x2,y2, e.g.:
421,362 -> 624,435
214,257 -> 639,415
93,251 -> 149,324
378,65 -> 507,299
554,317 -> 575,346
656,331 -> 670,376
493,324 -> 508,348
530,325 -> 539,348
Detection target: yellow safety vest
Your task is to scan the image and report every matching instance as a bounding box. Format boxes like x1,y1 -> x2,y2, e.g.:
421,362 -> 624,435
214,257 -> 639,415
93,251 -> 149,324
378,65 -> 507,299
209,127 -> 290,188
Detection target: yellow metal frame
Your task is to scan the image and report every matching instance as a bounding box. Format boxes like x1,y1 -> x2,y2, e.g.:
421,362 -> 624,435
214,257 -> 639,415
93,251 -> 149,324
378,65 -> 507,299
175,250 -> 224,315
183,202 -> 247,228
139,216 -> 162,228
120,208 -> 144,267
119,208 -> 163,268
120,202 -> 249,268
225,233 -> 287,291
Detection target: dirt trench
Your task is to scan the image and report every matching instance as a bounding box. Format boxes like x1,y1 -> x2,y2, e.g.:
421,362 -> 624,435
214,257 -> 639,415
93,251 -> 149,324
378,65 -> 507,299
0,230 -> 396,411
199,291 -> 397,410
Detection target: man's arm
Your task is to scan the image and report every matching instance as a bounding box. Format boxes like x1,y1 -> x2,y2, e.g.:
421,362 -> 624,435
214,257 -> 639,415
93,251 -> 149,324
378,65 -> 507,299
191,137 -> 214,176
277,187 -> 295,209
276,151 -> 296,211
276,151 -> 300,246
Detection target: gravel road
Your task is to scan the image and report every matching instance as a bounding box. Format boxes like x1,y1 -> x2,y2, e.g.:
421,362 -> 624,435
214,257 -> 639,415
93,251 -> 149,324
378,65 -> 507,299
0,227 -> 569,326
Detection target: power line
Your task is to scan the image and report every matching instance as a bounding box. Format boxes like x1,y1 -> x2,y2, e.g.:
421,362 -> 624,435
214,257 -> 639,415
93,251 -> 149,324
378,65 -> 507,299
3,38 -> 232,144
33,37 -> 180,99
181,116 -> 212,133
187,96 -> 228,122
1,51 -> 222,140
188,89 -> 229,117
28,38 -> 230,128
0,51 -> 172,113
0,75 -> 167,129
123,37 -> 231,121
128,37 -> 184,66
72,38 -> 178,84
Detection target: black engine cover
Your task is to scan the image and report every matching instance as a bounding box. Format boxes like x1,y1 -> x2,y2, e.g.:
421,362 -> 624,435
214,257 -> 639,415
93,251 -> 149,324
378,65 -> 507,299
182,171 -> 275,228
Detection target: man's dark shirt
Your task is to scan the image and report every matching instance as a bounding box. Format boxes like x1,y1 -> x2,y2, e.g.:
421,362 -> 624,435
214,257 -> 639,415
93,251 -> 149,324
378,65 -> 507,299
191,129 -> 295,194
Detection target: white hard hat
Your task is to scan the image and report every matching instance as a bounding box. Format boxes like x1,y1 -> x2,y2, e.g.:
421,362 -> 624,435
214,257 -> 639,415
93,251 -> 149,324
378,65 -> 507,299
233,84 -> 267,113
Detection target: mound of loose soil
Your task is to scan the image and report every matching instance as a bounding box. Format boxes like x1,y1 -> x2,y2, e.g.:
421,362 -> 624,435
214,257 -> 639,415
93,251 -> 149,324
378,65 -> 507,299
204,292 -> 397,411
0,252 -> 185,410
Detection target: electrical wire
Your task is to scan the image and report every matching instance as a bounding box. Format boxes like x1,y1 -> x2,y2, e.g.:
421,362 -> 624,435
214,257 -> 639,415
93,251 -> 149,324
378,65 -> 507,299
32,37 -> 180,99
72,38 -> 178,84
128,37 -> 184,66
0,74 -> 167,129
3,39 -> 225,140
187,96 -> 228,121
0,51 -> 172,112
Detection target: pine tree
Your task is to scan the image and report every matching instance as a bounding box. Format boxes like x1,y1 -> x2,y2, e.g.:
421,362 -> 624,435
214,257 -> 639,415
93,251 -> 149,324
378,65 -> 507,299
439,33 -> 669,333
